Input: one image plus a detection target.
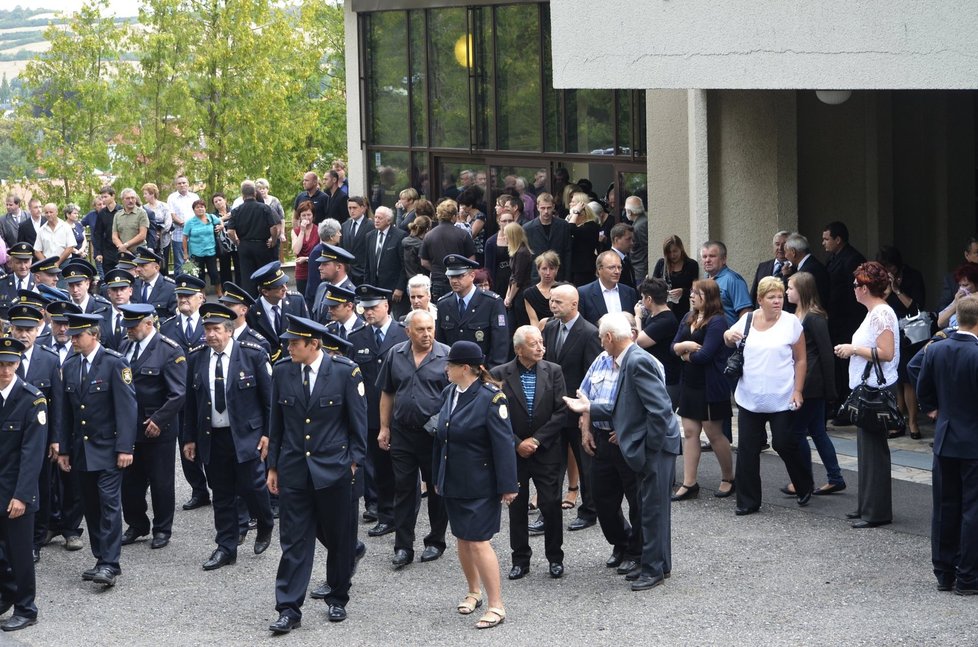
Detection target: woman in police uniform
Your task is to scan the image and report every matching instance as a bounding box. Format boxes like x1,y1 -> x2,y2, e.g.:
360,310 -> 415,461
432,341 -> 518,630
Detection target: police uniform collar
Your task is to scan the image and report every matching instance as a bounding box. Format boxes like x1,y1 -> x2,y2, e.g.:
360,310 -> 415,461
0,377 -> 17,402
81,343 -> 101,365
305,350 -> 325,376
374,317 -> 392,337
456,284 -> 477,304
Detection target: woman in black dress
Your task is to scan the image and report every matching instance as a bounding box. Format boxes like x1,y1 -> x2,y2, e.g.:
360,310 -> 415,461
433,341 -> 518,629
652,235 -> 699,320
504,224 -> 533,329
523,251 -> 560,330
566,192 -> 600,287
484,210 -> 516,293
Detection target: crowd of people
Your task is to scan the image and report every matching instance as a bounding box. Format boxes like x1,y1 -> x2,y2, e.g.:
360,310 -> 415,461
0,166 -> 975,635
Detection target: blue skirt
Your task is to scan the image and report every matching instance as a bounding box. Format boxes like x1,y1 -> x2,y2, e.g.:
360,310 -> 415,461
444,496 -> 501,542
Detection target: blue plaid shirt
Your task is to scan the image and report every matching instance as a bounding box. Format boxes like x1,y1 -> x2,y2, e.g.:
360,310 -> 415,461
580,352 -> 620,431
518,363 -> 537,420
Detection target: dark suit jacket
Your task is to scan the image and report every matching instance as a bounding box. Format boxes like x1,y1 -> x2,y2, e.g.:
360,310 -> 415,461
916,332 -> 978,459
347,320 -> 408,429
268,353 -> 367,490
750,259 -> 783,306
246,293 -> 309,362
542,315 -> 601,393
796,255 -> 831,313
523,217 -> 572,282
577,280 -> 639,327
23,344 -> 63,445
589,344 -> 681,473
133,275 -> 178,319
119,333 -> 186,443
16,218 -> 37,246
365,226 -> 407,294
0,378 -> 46,513
340,216 -> 373,285
825,243 -> 866,342
184,339 -> 271,464
490,359 -> 567,463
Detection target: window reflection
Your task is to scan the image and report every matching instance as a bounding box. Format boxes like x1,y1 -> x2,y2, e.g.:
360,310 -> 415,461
366,12 -> 409,147
428,8 -> 469,149
495,5 -> 541,151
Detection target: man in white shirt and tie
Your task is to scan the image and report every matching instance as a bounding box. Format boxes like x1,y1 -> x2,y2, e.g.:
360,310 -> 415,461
102,270 -> 135,352
0,243 -> 37,320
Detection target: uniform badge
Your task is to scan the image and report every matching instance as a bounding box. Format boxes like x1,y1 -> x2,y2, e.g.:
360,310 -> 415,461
37,410 -> 47,426
498,404 -> 508,420
497,315 -> 507,327
357,381 -> 365,397
122,368 -> 133,384
475,330 -> 484,342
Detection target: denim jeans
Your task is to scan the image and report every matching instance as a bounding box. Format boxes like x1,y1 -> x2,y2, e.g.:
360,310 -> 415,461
792,398 -> 844,485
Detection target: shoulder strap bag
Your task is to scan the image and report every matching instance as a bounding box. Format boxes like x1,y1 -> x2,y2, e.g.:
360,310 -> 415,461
837,348 -> 905,433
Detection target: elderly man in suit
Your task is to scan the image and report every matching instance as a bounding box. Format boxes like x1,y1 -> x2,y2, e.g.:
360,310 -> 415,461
782,233 -> 830,311
542,284 -> 602,533
491,325 -> 567,580
578,251 -> 639,327
750,231 -> 790,306
565,312 -> 681,592
365,206 -> 407,317
916,295 -> 978,596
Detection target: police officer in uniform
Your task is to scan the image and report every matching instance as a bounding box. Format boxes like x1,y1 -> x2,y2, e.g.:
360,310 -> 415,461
218,282 -> 272,355
6,305 -> 61,565
102,269 -> 136,352
183,303 -> 275,571
267,315 -> 367,632
0,243 -> 37,320
435,255 -> 509,368
132,247 -> 177,319
160,274 -> 210,510
347,285 -> 407,537
247,261 -> 309,363
310,244 -> 357,324
29,257 -> 61,289
323,285 -> 364,341
0,337 -> 47,632
117,303 -> 186,550
61,259 -> 113,342
59,312 -> 138,588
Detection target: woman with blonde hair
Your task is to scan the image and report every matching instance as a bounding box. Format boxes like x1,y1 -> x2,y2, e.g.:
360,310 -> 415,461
524,251 -> 560,330
566,192 -> 600,286
504,223 -> 533,327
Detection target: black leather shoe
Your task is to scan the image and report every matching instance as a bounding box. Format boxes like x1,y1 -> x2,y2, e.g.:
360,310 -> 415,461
851,520 -> 891,529
845,511 -> 861,519
150,533 -> 170,549
182,496 -> 211,511
508,564 -> 530,580
953,584 -> 978,596
671,483 -> 700,501
624,564 -> 642,581
420,546 -> 444,562
797,491 -> 813,507
813,482 -> 846,495
81,566 -> 99,581
248,518 -> 258,530
121,527 -> 147,546
362,506 -> 378,523
92,567 -> 116,586
605,549 -> 624,568
327,604 -> 347,622
527,516 -> 545,536
392,549 -> 413,569
367,522 -> 394,537
936,576 -> 956,592
617,559 -> 639,575
631,572 -> 665,591
353,542 -> 367,576
549,562 -> 564,579
254,528 -> 272,555
32,549 -> 39,564
1,615 -> 38,632
269,614 -> 300,634
238,531 -> 248,546
309,582 -> 331,600
202,549 -> 236,571
735,507 -> 759,516
567,517 -> 595,531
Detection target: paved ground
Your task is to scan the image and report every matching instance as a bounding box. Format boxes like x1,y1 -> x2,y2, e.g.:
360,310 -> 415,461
6,422 -> 978,647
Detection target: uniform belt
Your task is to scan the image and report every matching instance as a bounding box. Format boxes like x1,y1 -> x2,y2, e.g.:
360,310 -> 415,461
211,426 -> 231,432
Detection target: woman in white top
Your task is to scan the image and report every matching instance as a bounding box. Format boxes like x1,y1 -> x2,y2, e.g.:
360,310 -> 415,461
833,261 -> 899,528
723,276 -> 808,516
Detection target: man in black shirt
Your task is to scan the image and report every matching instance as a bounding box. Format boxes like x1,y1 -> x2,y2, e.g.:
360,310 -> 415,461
294,172 -> 328,224
419,201 -> 476,300
228,181 -> 277,297
93,186 -> 124,274
322,171 -> 349,225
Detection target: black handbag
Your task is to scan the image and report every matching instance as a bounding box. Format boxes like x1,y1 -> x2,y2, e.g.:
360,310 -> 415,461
723,312 -> 753,378
837,348 -> 905,433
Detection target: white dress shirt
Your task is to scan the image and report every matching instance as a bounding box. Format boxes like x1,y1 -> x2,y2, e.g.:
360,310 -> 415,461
600,279 -> 623,315
208,341 -> 232,428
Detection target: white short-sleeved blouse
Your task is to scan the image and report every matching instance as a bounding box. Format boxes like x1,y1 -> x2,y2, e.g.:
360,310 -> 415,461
848,303 -> 900,389
732,311 -> 803,413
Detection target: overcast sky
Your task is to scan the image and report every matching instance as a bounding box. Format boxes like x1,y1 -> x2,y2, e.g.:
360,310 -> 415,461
12,1 -> 138,17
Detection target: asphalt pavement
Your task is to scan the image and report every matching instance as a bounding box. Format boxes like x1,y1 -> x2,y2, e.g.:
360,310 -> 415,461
6,427 -> 978,647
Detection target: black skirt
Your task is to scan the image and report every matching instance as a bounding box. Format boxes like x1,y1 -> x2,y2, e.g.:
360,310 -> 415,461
444,496 -> 502,542
677,386 -> 732,422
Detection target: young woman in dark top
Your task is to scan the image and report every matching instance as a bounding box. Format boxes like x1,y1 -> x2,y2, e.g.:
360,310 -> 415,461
505,223 -> 533,328
634,277 -> 681,406
523,251 -> 560,330
483,209 -> 516,292
566,192 -> 600,287
652,234 -> 699,320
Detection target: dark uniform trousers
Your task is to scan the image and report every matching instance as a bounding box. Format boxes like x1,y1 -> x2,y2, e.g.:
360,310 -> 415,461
205,427 -> 273,556
277,474 -> 354,618
80,468 -> 124,573
509,449 -> 563,567
365,428 -> 395,525
562,415 -> 597,522
122,439 -> 177,537
180,418 -> 210,500
390,425 -> 447,554
932,456 -> 978,586
0,511 -> 36,618
591,428 -> 642,560
51,468 -> 84,541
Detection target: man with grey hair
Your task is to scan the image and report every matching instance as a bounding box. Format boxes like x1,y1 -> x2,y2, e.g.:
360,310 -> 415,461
405,274 -> 437,320
366,206 -> 407,316
111,189 -> 149,260
564,311 -> 681,592
782,232 -> 831,309
623,196 -> 648,284
228,180 -> 277,296
750,230 -> 791,306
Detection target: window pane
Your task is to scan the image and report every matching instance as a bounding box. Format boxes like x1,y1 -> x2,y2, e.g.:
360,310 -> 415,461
366,12 -> 409,147
472,7 -> 494,149
409,10 -> 427,147
634,90 -> 647,157
565,89 -> 614,154
616,90 -> 632,156
428,8 -> 470,149
412,152 -> 430,200
367,150 -> 411,211
542,9 -> 561,153
492,164 -> 547,220
495,5 -> 541,151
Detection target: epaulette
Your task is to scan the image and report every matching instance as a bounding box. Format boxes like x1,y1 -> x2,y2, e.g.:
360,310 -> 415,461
436,292 -> 454,303
484,382 -> 502,394
159,335 -> 181,348
479,288 -> 500,299
35,344 -> 59,357
21,381 -> 43,399
91,294 -> 111,305
102,347 -> 123,358
188,344 -> 208,354
161,314 -> 179,326
239,341 -> 265,353
273,356 -> 292,367
162,276 -> 176,284
331,354 -> 355,367
287,290 -> 303,297
250,330 -> 268,342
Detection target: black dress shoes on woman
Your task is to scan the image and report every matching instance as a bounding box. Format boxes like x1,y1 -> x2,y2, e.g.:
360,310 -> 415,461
714,479 -> 735,498
671,483 -> 699,502
269,614 -> 301,634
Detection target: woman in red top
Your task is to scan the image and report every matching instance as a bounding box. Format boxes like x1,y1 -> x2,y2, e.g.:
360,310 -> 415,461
291,200 -> 318,296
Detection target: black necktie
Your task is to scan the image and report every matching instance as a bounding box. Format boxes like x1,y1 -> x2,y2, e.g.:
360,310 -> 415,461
141,282 -> 149,302
351,219 -> 359,239
131,341 -> 140,364
81,359 -> 89,384
16,360 -> 25,378
115,313 -> 123,339
375,327 -> 384,347
457,296 -> 465,319
214,352 -> 227,413
273,305 -> 282,335
184,317 -> 193,342
303,365 -> 312,398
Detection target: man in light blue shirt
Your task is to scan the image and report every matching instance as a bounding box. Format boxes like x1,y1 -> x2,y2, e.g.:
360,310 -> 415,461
700,241 -> 751,326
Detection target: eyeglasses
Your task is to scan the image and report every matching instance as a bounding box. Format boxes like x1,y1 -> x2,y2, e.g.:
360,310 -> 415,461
852,282 -> 863,288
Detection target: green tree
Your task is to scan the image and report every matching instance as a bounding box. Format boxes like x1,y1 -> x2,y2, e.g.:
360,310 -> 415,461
11,0 -> 126,203
0,74 -> 10,105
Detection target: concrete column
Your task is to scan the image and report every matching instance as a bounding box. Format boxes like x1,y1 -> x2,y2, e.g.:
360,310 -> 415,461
344,3 -> 365,197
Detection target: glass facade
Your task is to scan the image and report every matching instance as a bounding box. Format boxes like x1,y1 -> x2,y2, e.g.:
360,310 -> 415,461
361,2 -> 647,216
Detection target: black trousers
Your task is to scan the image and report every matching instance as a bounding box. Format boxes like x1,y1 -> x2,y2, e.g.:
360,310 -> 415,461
0,510 -> 37,618
561,416 -> 596,522
591,429 -> 642,559
276,475 -> 354,618
204,428 -> 273,555
55,466 -> 84,539
218,251 -> 240,285
932,455 -> 978,587
736,408 -> 814,512
33,458 -> 53,550
122,439 -> 176,537
177,418 -> 210,500
509,453 -> 563,566
363,427 -> 394,525
390,426 -> 447,554
191,254 -> 220,289
237,241 -> 273,297
80,468 -> 124,573
856,425 -> 892,524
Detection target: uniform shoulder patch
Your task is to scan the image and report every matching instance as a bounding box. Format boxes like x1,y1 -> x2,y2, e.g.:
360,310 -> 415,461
239,340 -> 264,353
480,288 -> 500,299
351,365 -> 362,377
188,344 -> 207,355
491,391 -> 506,404
331,355 -> 355,367
251,330 -> 268,341
35,344 -> 58,357
162,276 -> 176,284
121,367 -> 133,384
